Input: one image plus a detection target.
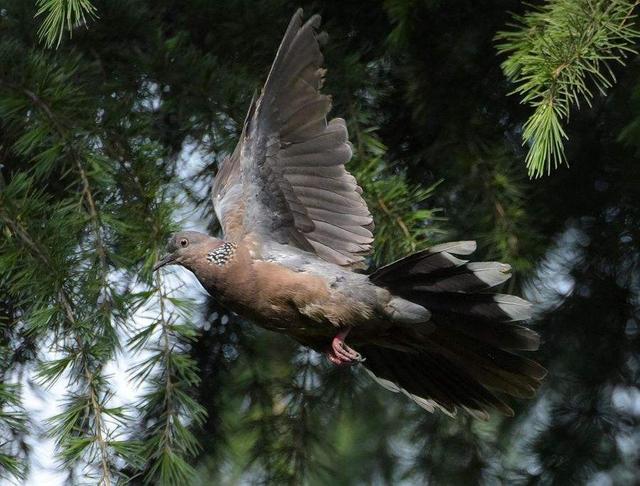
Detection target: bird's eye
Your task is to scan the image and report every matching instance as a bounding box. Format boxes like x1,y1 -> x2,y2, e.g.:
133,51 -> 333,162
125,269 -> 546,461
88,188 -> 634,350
180,238 -> 189,247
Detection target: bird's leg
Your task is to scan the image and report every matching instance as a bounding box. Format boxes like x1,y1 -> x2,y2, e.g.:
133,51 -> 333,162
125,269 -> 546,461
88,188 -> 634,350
326,327 -> 363,366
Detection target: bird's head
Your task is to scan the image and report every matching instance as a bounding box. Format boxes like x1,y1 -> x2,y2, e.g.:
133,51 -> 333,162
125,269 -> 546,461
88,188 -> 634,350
153,231 -> 222,271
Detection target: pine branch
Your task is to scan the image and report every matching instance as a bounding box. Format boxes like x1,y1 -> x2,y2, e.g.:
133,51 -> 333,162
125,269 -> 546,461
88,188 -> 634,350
496,0 -> 640,177
0,383 -> 28,481
128,269 -> 205,485
0,211 -> 115,484
240,344 -> 329,484
8,78 -> 111,283
351,129 -> 443,264
0,66 -> 125,478
340,95 -> 443,264
35,0 -> 98,48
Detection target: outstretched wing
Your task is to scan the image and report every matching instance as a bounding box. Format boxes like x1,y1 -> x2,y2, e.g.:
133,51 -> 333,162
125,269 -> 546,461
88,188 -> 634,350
211,9 -> 374,267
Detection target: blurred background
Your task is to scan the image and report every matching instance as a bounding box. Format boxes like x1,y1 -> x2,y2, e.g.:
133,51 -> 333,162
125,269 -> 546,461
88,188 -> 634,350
1,0 -> 639,484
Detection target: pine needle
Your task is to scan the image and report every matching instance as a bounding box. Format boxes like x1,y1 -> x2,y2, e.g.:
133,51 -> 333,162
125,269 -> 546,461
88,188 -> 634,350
496,0 -> 640,178
35,0 -> 98,48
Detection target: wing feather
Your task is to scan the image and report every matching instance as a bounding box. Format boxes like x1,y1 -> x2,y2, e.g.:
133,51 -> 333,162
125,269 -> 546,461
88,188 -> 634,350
212,9 -> 373,267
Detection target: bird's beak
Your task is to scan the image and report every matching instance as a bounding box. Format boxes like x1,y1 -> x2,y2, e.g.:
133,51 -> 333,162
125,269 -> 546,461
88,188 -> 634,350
153,253 -> 176,271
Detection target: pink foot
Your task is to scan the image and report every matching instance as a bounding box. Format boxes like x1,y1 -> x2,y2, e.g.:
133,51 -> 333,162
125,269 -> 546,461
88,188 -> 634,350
325,328 -> 364,366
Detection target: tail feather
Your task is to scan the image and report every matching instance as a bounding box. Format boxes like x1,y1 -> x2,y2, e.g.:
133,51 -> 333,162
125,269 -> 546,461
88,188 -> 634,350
370,240 -> 475,281
398,291 -> 533,322
364,241 -> 545,418
427,331 -> 545,398
362,346 -> 514,418
430,311 -> 539,351
390,261 -> 513,293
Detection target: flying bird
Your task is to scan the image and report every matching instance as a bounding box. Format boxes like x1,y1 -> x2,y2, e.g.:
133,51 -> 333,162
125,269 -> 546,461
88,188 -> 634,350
153,9 -> 545,419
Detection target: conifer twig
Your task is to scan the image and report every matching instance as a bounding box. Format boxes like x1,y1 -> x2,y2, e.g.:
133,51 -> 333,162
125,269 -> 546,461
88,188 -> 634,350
0,212 -> 113,484
496,0 -> 640,177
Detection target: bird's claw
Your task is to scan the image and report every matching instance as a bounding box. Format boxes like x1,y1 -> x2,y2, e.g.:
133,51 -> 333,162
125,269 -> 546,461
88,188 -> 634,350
326,328 -> 364,366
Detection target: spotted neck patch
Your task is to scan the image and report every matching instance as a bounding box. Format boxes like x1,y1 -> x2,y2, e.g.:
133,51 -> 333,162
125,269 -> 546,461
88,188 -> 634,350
206,242 -> 237,267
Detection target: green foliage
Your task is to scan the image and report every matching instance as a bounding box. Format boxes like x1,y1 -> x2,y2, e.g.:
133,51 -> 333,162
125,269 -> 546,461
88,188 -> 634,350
35,0 -> 97,48
496,0 -> 640,177
352,129 -> 442,265
443,143 -> 543,282
131,277 -> 207,485
0,383 -> 27,480
0,7 -> 199,478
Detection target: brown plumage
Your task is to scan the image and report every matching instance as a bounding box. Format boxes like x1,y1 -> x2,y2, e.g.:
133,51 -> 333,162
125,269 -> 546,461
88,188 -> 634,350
154,9 -> 546,419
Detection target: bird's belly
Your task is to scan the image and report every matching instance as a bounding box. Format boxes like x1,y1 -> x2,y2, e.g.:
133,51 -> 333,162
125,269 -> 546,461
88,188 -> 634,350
249,299 -> 338,337
217,288 -> 374,343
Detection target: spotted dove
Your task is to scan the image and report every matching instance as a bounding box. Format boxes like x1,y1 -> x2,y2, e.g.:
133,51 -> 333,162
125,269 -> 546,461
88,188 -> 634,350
153,9 -> 545,419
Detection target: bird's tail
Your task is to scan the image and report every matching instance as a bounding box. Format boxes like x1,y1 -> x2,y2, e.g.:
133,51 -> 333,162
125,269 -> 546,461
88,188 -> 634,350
364,241 -> 546,419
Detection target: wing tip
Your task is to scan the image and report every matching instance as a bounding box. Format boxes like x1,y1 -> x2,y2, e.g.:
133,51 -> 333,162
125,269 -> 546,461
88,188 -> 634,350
291,8 -> 304,26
